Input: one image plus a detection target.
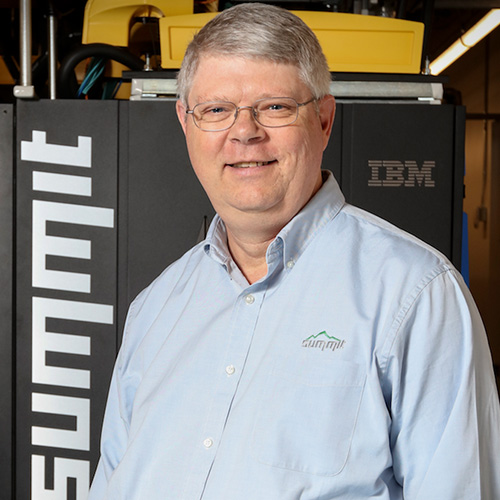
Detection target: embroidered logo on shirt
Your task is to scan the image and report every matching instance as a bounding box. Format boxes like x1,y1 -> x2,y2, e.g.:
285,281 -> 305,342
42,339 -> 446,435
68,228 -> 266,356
302,331 -> 346,352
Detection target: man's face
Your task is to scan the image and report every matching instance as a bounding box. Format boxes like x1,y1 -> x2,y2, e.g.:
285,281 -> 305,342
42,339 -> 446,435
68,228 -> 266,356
176,55 -> 335,231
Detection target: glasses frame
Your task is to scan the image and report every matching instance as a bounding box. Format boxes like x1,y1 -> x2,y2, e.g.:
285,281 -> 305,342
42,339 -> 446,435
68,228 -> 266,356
185,97 -> 317,132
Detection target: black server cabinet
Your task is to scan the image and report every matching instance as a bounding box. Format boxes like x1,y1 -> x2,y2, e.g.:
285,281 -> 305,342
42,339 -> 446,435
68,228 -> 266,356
0,103 -> 14,500
15,100 -> 120,500
8,99 -> 464,500
338,104 -> 464,268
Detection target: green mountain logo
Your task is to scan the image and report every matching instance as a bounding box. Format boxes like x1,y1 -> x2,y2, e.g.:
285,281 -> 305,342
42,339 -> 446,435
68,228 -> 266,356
303,331 -> 341,342
302,331 -> 346,352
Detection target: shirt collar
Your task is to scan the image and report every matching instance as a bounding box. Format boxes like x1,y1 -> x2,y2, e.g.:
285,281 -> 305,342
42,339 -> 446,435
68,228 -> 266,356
276,170 -> 345,271
204,170 -> 345,280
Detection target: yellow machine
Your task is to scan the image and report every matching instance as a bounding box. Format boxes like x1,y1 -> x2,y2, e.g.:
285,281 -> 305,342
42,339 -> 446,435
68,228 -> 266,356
82,0 -> 425,75
82,0 -> 193,49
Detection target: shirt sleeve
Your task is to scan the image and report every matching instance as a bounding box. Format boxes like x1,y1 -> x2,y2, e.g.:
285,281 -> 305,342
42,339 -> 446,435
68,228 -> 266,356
87,293 -> 144,500
87,262 -> 186,499
385,268 -> 500,499
87,355 -> 131,500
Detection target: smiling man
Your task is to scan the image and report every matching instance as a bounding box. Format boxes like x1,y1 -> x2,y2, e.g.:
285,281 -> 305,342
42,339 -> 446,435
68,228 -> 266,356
176,54 -> 334,283
89,3 -> 500,500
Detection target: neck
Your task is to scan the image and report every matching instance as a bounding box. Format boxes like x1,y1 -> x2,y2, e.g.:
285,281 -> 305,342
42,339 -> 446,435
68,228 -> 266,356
225,221 -> 280,284
218,173 -> 325,283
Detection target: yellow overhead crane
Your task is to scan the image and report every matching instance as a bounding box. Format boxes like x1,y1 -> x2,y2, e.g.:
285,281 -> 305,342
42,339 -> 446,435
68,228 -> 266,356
81,0 -> 424,75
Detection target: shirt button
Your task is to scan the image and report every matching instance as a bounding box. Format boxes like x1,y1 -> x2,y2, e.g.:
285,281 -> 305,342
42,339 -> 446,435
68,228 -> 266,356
203,438 -> 213,448
225,365 -> 235,376
244,294 -> 255,305
286,259 -> 295,269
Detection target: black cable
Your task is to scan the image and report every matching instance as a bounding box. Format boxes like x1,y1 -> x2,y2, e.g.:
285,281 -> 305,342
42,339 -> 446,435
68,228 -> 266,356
57,42 -> 144,98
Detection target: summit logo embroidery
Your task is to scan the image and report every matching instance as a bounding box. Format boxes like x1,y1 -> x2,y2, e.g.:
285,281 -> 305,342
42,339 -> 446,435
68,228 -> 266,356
302,331 -> 346,352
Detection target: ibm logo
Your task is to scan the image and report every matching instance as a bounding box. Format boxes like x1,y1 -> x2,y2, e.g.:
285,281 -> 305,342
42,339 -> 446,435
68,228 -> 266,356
368,160 -> 436,188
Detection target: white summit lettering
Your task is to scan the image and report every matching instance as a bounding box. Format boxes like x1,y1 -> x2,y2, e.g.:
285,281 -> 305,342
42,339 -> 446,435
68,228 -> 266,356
21,130 -> 115,499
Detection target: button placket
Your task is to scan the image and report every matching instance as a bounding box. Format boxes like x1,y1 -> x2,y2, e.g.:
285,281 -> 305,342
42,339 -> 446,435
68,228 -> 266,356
188,287 -> 264,497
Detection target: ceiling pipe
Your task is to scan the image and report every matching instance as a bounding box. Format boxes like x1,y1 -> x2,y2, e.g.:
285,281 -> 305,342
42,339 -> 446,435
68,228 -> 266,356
48,2 -> 57,99
397,0 -> 408,19
420,0 -> 435,72
435,0 -> 500,7
13,0 -> 35,98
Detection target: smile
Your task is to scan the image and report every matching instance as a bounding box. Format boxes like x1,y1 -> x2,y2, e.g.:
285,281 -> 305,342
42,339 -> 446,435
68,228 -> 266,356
227,160 -> 275,168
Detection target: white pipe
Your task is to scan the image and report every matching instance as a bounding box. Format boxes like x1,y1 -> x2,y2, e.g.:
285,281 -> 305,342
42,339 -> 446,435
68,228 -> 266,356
48,10 -> 57,99
19,0 -> 32,87
14,0 -> 35,98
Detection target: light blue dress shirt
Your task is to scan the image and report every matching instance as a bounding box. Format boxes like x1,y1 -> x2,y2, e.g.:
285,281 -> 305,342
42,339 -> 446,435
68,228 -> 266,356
89,172 -> 500,500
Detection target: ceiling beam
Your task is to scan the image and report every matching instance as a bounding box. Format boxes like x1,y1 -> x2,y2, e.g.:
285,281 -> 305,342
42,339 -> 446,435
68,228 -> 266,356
435,0 -> 500,8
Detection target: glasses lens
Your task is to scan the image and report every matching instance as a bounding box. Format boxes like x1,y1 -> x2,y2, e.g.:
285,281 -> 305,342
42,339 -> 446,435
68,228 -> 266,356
193,102 -> 237,131
254,98 -> 299,127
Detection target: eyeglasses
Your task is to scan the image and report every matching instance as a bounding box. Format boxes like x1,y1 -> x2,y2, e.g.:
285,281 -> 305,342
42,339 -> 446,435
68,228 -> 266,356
186,97 -> 317,132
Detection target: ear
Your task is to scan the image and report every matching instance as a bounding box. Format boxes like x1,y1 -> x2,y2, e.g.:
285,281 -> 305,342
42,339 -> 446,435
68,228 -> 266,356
176,100 -> 188,136
318,94 -> 336,151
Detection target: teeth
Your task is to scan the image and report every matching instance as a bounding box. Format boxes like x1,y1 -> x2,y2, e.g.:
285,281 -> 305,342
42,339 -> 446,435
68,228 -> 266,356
230,161 -> 270,168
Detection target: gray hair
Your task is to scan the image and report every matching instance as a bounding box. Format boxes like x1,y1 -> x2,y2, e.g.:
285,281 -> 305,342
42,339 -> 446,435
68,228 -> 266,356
176,3 -> 331,105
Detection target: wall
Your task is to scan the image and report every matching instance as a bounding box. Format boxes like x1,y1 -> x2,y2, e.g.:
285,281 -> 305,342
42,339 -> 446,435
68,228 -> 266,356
445,27 -> 500,378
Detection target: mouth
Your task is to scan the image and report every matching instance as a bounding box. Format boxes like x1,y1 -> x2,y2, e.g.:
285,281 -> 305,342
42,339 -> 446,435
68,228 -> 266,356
226,160 -> 275,168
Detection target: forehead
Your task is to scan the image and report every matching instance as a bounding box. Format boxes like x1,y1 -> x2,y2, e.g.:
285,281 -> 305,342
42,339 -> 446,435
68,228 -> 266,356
188,55 -> 307,103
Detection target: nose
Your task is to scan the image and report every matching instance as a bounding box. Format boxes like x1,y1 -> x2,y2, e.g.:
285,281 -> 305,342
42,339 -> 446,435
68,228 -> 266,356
228,106 -> 265,144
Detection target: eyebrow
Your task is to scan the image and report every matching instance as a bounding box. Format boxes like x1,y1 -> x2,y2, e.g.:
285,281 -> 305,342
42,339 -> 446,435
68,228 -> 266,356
193,95 -> 232,104
193,93 -> 298,104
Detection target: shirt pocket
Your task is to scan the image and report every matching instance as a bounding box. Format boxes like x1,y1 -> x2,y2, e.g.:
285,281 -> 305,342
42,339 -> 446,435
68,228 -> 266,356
252,359 -> 366,476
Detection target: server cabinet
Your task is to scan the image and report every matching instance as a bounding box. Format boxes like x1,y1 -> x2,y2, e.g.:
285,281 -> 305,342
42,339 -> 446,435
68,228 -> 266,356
0,104 -> 14,500
11,99 -> 464,499
16,100 -> 120,500
338,104 -> 464,268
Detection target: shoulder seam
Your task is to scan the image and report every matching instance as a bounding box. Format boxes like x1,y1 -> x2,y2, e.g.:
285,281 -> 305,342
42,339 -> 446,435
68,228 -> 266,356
379,265 -> 455,378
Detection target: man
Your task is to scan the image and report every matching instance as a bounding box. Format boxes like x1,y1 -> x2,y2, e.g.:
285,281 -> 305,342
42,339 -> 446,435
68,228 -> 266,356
89,3 -> 500,499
